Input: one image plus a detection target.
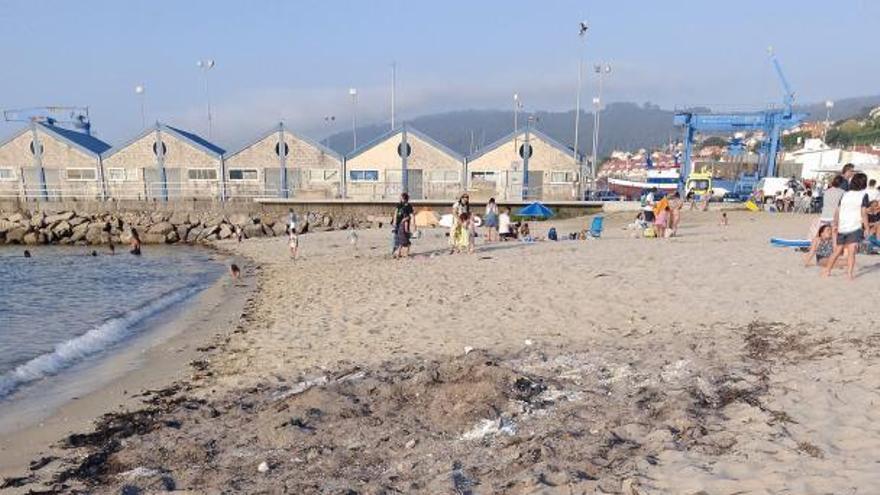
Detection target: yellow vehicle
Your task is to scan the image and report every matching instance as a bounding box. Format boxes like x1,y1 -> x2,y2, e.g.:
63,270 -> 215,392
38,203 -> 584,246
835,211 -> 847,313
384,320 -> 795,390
685,170 -> 713,197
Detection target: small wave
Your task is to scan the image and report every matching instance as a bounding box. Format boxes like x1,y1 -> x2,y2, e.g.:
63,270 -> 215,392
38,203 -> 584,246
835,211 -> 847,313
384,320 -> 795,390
0,283 -> 206,399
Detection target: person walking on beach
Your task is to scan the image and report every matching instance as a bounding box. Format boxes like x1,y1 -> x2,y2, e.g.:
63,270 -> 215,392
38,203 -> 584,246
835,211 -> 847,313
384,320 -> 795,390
393,214 -> 412,258
641,188 -> 657,224
822,172 -> 870,279
392,192 -> 415,255
819,175 -> 845,229
498,207 -> 513,241
449,193 -> 471,253
129,228 -> 141,256
484,197 -> 499,243
668,191 -> 683,236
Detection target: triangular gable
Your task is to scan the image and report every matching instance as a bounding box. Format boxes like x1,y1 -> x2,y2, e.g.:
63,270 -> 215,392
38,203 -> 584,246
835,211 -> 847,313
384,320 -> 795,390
347,125 -> 463,162
225,123 -> 342,162
0,124 -> 110,158
102,123 -> 224,160
467,128 -> 581,163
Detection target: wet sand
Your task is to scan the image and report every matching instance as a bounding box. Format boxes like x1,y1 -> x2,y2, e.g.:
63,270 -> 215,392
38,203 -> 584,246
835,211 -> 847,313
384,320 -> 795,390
0,255 -> 255,485
4,209 -> 880,494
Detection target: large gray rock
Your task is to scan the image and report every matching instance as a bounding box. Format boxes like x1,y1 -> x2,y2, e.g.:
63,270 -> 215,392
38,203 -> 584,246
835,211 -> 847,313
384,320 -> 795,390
147,222 -> 174,235
5,227 -> 27,244
68,215 -> 88,227
7,212 -> 26,223
45,211 -> 75,224
0,220 -> 15,234
52,221 -> 72,236
168,211 -> 189,225
165,231 -> 179,243
186,227 -> 202,243
142,233 -> 166,244
243,223 -> 264,238
30,212 -> 46,228
228,213 -> 250,227
176,224 -> 190,242
72,221 -> 91,234
23,231 -> 43,245
85,226 -> 106,245
69,229 -> 87,243
150,212 -> 169,223
218,224 -> 233,240
271,221 -> 288,236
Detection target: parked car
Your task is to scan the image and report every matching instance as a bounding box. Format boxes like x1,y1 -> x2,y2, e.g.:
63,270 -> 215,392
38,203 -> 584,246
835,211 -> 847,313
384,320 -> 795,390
592,190 -> 623,201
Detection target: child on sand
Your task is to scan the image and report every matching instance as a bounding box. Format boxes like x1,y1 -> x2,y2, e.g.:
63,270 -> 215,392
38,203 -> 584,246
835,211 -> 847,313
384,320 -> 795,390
719,212 -> 728,226
804,224 -> 843,268
653,206 -> 669,238
288,230 -> 299,260
230,263 -> 241,279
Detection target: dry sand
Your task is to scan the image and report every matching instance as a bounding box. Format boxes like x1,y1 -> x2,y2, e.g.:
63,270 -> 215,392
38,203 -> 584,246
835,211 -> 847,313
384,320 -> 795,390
4,208 -> 880,494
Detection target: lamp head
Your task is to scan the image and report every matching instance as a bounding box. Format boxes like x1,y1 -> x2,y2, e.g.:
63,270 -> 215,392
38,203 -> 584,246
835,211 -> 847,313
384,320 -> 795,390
135,85 -> 144,94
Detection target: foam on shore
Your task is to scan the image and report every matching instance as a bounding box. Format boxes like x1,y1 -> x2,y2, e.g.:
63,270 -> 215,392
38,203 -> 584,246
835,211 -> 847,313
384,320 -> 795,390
0,283 -> 206,399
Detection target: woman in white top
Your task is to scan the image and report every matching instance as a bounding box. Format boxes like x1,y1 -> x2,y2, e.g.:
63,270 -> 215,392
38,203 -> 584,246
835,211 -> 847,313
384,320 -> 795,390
822,172 -> 870,279
498,208 -> 512,240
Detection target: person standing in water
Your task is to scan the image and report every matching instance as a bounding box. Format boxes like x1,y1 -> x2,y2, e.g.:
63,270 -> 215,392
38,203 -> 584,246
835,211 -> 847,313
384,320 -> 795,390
129,228 -> 142,256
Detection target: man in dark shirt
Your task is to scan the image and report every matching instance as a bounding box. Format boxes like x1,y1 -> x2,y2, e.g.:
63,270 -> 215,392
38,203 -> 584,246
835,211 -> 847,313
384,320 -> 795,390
392,192 -> 415,254
840,163 -> 855,191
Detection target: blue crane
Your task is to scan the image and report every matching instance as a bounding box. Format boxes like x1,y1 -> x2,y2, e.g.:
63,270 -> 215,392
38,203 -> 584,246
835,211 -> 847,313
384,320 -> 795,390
673,49 -> 807,188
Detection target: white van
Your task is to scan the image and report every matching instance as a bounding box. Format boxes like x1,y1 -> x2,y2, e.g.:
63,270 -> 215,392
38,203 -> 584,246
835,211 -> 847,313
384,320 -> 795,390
755,177 -> 802,201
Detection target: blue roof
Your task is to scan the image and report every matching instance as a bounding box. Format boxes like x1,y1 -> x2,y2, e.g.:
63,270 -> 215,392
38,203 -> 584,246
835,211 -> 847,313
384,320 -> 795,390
37,123 -> 111,156
165,125 -> 225,155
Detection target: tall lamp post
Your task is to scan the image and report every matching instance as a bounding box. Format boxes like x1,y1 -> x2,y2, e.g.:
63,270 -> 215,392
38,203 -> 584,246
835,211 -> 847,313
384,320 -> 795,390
824,100 -> 834,142
575,21 -> 588,197
591,63 -> 611,184
134,84 -> 146,129
196,59 -> 215,138
513,93 -> 523,151
349,88 -> 358,150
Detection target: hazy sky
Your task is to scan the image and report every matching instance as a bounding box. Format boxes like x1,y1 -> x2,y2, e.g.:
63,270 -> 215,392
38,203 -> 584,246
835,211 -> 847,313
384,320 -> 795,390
0,0 -> 877,149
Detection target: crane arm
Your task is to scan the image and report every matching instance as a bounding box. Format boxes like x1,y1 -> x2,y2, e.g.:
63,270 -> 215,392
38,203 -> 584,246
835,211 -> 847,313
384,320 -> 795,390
768,48 -> 794,114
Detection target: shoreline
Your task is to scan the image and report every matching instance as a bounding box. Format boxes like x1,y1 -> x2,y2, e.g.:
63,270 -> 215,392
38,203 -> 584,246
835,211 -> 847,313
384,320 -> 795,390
5,211 -> 880,493
0,246 -> 257,482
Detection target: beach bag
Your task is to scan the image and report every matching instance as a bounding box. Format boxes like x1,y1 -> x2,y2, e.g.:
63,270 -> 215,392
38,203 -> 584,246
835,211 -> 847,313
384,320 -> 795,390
548,227 -> 558,241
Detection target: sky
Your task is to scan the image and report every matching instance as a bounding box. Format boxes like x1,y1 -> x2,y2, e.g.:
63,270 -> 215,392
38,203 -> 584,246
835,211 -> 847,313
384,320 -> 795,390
0,0 -> 878,150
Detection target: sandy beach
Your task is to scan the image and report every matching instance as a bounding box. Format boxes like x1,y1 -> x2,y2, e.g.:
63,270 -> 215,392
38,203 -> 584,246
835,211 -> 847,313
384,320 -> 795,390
4,208 -> 880,494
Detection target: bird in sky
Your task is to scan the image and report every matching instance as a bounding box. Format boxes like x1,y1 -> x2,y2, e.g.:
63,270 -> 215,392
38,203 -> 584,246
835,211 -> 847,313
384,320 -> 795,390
579,21 -> 588,36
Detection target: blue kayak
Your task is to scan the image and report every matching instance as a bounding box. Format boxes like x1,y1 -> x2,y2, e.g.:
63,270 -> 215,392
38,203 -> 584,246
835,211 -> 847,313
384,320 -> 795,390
770,238 -> 811,248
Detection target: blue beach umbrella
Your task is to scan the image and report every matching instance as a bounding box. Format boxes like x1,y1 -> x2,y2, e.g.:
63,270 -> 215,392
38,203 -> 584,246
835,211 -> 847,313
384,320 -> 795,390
517,201 -> 554,218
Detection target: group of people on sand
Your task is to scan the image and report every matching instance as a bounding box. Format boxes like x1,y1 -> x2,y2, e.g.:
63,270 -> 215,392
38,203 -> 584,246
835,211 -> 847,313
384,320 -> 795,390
803,163 -> 880,280
634,187 -> 683,238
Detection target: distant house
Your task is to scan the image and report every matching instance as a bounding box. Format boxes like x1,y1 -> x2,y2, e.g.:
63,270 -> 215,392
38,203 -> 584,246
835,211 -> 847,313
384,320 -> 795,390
344,125 -> 464,200
0,123 -> 110,200
465,129 -> 581,201
101,123 -> 224,200
223,123 -> 343,200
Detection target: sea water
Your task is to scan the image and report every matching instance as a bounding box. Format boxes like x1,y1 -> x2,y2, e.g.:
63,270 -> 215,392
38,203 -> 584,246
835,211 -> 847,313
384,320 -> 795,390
0,245 -> 222,401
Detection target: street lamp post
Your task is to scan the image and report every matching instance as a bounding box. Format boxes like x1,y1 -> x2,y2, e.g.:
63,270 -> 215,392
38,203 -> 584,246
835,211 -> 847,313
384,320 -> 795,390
134,84 -> 146,129
196,59 -> 215,138
591,63 -> 611,184
575,21 -> 588,198
513,93 -> 523,152
349,88 -> 358,150
824,100 -> 834,142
